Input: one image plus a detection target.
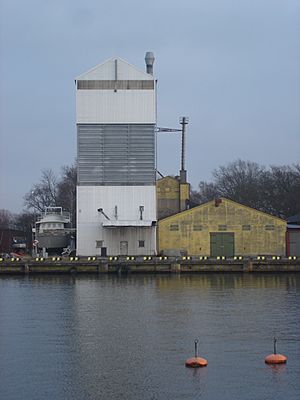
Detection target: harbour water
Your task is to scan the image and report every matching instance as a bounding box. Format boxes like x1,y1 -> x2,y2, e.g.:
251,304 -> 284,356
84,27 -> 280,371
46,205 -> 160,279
0,274 -> 299,400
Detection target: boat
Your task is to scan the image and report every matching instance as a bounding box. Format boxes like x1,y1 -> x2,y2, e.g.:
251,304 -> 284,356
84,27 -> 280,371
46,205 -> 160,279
34,207 -> 71,254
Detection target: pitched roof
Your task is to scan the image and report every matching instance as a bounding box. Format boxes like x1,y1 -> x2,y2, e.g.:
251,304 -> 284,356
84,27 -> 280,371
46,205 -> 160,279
75,56 -> 153,81
159,197 -> 286,223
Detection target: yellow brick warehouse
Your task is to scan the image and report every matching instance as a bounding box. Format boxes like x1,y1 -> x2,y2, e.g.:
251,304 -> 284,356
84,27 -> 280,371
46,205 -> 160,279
158,198 -> 286,256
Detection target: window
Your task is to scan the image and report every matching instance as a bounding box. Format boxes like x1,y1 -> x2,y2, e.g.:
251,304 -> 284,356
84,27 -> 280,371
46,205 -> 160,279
218,225 -> 227,231
170,224 -> 179,231
242,225 -> 251,231
138,240 -> 145,248
265,225 -> 275,231
96,240 -> 103,248
193,225 -> 203,231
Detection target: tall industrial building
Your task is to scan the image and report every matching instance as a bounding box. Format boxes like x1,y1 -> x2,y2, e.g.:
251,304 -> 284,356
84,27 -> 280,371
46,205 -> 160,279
76,53 -> 157,256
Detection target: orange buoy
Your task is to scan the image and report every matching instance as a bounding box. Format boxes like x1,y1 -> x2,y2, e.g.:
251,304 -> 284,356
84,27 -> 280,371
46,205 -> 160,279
185,340 -> 208,368
265,337 -> 287,365
265,354 -> 287,364
185,356 -> 208,367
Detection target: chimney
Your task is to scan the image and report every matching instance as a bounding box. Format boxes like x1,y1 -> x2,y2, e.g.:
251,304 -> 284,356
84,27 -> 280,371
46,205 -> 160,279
145,52 -> 155,75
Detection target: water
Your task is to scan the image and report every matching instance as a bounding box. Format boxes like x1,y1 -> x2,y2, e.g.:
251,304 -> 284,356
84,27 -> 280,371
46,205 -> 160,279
0,274 -> 299,400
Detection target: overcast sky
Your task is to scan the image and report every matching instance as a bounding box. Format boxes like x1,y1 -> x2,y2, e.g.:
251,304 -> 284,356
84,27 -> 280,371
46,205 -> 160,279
0,0 -> 299,213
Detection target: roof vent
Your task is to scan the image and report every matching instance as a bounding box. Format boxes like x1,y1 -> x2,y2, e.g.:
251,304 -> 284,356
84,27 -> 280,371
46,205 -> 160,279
145,52 -> 155,75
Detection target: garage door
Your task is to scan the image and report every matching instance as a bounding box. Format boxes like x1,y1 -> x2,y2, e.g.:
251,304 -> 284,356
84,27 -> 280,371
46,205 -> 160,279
210,233 -> 234,257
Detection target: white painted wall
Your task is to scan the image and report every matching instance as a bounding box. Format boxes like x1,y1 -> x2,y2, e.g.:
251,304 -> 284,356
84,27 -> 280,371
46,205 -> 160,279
75,56 -> 157,256
76,90 -> 155,124
77,185 -> 156,256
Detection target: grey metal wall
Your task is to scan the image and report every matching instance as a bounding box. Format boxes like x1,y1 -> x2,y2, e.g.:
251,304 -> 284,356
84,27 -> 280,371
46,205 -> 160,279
77,124 -> 155,185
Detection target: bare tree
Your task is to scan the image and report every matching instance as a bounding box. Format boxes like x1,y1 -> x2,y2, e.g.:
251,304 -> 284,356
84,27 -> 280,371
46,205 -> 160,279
192,160 -> 300,219
23,161 -> 77,226
262,164 -> 300,218
0,209 -> 14,228
57,163 -> 77,226
24,169 -> 58,213
191,181 -> 219,205
213,160 -> 266,210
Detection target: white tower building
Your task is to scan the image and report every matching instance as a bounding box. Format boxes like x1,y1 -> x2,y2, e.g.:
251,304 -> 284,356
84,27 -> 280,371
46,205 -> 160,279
75,54 -> 157,256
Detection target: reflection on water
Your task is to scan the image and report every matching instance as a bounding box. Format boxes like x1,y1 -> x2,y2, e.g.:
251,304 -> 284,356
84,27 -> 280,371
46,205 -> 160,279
268,363 -> 287,375
0,273 -> 299,400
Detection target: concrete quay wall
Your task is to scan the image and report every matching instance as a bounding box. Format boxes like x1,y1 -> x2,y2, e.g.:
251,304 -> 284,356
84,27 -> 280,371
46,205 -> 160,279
0,257 -> 299,274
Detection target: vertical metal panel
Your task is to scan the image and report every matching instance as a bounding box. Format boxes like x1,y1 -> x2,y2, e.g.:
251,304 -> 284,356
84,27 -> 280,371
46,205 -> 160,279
77,186 -> 156,256
78,186 -> 156,221
76,90 -> 156,123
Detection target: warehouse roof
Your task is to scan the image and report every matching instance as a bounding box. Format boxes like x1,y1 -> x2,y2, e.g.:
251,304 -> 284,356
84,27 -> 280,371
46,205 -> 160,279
159,197 -> 287,223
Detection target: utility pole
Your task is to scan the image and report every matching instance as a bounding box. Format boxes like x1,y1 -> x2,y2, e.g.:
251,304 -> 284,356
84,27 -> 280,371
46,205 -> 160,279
179,116 -> 189,183
157,116 -> 189,183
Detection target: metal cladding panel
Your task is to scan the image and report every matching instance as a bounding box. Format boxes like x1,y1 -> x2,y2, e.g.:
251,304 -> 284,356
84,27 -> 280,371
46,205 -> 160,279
77,186 -> 156,221
77,186 -> 156,256
76,224 -> 156,256
102,227 -> 156,255
76,57 -> 153,81
76,90 -> 155,123
77,124 -> 155,185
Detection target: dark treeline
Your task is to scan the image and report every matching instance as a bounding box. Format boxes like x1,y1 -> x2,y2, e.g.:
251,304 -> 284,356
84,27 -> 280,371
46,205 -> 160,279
1,160 -> 299,235
190,160 -> 300,219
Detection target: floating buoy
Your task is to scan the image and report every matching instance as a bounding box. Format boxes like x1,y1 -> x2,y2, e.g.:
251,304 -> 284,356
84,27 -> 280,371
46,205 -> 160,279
185,340 -> 208,368
265,337 -> 287,365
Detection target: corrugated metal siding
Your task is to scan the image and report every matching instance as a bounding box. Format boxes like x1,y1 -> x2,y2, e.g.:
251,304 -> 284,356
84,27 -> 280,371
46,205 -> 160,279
77,186 -> 156,221
77,186 -> 156,256
77,124 -> 155,185
76,225 -> 156,256
77,80 -> 154,90
76,90 -> 156,123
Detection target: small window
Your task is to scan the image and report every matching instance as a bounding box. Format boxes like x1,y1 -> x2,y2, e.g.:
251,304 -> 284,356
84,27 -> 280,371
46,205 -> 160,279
96,240 -> 103,248
218,225 -> 227,231
265,225 -> 275,231
138,240 -> 145,248
193,225 -> 203,231
170,224 -> 179,231
242,225 -> 251,231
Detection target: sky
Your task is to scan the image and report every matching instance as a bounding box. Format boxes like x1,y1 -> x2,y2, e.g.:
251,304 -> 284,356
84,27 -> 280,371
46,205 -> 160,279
0,0 -> 299,213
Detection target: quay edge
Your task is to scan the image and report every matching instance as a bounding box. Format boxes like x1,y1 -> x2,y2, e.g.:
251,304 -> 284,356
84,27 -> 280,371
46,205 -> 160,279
0,257 -> 299,274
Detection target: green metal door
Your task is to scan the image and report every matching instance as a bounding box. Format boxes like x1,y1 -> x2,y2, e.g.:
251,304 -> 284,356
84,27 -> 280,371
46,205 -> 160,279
210,233 -> 234,257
